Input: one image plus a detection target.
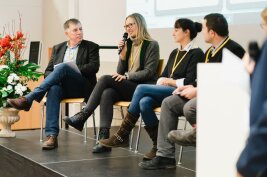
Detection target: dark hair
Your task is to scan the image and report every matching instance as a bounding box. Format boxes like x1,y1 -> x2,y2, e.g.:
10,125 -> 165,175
63,18 -> 81,30
204,13 -> 229,37
174,18 -> 202,40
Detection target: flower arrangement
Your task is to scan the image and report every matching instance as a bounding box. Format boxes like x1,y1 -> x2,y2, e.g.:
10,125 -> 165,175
0,19 -> 43,108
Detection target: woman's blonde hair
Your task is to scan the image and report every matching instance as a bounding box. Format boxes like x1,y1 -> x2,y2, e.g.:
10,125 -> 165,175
261,7 -> 267,23
126,13 -> 152,43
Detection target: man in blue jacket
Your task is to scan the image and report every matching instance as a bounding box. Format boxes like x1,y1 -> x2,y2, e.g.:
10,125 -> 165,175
236,7 -> 267,177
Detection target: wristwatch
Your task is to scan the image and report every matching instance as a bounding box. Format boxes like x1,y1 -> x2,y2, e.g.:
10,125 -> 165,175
124,73 -> 129,80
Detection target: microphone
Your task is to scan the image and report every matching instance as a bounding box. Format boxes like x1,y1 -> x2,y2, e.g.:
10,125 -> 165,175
248,41 -> 260,62
118,32 -> 128,54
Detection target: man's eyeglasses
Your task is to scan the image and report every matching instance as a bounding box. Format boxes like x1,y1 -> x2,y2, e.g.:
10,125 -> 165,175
124,23 -> 135,30
260,23 -> 266,29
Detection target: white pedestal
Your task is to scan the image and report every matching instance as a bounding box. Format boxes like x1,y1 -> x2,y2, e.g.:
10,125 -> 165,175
197,64 -> 250,177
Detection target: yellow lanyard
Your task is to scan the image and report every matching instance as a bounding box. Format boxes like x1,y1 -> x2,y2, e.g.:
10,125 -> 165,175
205,37 -> 230,63
129,41 -> 143,70
170,49 -> 189,77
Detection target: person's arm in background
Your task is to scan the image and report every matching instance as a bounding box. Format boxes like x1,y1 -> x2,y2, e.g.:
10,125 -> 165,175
242,53 -> 256,75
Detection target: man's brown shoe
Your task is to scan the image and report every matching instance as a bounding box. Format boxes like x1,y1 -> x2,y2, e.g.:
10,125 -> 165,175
168,128 -> 196,147
7,97 -> 31,111
42,135 -> 58,150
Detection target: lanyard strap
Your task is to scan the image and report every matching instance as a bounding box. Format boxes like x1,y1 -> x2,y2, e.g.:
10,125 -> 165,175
170,48 -> 190,77
205,37 -> 230,63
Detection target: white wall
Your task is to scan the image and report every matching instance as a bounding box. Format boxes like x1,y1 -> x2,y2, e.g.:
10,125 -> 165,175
41,0 -> 69,71
79,0 -> 126,75
78,0 -> 265,67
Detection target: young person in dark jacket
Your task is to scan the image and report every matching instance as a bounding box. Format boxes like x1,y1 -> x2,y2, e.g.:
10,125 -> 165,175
237,7 -> 267,177
7,19 -> 100,150
63,13 -> 160,153
139,13 -> 245,170
99,18 -> 204,160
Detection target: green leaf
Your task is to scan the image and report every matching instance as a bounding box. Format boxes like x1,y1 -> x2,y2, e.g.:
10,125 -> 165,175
1,90 -> 8,98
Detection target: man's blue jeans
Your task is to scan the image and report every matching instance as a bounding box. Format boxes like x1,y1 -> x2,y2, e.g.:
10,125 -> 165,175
26,63 -> 87,136
128,84 -> 176,126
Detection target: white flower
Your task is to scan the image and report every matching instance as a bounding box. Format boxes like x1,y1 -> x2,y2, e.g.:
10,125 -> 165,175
21,85 -> 27,92
15,88 -> 23,96
7,75 -> 14,84
7,73 -> 19,85
15,83 -> 24,96
0,65 -> 8,70
10,73 -> 19,81
6,85 -> 13,90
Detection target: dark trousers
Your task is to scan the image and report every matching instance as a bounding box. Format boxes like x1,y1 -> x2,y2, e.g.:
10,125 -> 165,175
84,75 -> 138,128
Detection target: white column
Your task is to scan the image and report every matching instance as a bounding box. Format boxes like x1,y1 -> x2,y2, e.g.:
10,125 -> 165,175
68,0 -> 79,19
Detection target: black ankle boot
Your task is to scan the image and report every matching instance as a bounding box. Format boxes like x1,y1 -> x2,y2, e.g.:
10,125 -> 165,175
92,128 -> 111,153
63,108 -> 90,131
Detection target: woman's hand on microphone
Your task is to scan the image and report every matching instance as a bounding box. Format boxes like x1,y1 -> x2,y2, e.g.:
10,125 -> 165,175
118,40 -> 127,60
112,73 -> 126,82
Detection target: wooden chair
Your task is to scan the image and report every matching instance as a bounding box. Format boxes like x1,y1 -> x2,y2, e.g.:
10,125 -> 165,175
40,98 -> 96,143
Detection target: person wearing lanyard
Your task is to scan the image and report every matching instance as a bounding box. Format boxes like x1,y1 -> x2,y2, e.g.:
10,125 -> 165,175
7,18 -> 100,150
63,13 -> 160,153
138,13 -> 245,170
100,18 -> 204,161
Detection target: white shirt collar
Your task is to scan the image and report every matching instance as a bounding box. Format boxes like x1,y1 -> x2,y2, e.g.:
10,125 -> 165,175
178,41 -> 198,51
66,41 -> 81,49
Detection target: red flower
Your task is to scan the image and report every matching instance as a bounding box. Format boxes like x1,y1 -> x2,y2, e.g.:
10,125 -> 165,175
16,31 -> 24,40
0,35 -> 11,48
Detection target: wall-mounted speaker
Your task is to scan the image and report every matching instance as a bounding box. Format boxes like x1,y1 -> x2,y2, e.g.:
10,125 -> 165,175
29,41 -> 42,64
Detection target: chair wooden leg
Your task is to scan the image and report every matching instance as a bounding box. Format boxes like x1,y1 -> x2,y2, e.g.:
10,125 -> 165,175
135,118 -> 142,153
84,120 -> 87,143
178,118 -> 188,165
178,146 -> 184,165
60,103 -> 63,129
80,104 -> 87,143
119,106 -> 125,118
92,111 -> 97,139
64,104 -> 69,129
40,103 -> 45,142
129,129 -> 134,150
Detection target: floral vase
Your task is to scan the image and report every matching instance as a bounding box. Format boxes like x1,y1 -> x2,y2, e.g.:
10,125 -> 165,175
0,108 -> 20,137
